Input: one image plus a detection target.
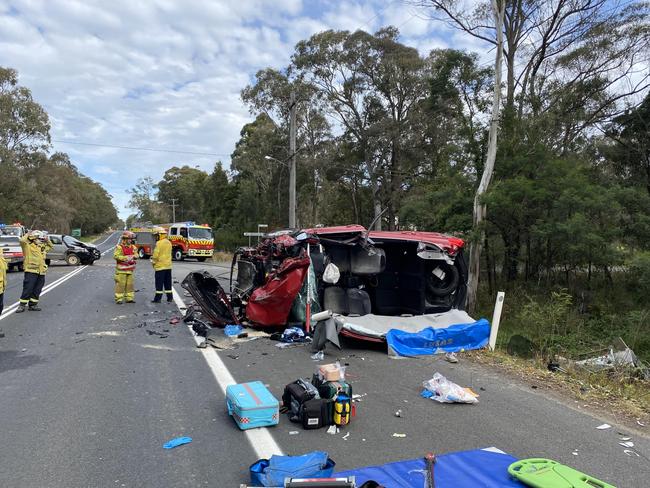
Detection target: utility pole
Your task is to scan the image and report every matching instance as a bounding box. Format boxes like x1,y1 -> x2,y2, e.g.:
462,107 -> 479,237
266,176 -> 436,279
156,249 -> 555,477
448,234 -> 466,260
170,198 -> 178,223
466,0 -> 505,313
289,91 -> 297,228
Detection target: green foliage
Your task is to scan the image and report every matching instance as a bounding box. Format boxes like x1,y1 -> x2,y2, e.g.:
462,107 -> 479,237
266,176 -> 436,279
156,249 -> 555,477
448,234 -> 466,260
0,67 -> 117,233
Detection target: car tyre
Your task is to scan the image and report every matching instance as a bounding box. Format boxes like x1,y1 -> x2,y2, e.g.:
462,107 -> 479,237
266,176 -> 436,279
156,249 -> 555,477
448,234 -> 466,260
66,253 -> 81,266
138,248 -> 146,259
173,248 -> 184,261
426,262 -> 460,298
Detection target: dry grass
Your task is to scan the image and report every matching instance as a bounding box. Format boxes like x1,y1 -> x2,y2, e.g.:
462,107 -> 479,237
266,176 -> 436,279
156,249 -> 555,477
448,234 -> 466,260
465,350 -> 650,431
212,251 -> 234,263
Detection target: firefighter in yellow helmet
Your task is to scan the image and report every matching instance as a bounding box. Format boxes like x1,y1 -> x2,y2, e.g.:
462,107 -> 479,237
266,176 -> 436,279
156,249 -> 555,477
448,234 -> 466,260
16,230 -> 53,313
113,231 -> 138,304
150,227 -> 173,303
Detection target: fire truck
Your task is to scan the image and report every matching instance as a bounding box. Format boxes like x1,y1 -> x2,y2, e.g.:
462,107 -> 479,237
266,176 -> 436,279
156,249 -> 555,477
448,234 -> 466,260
130,226 -> 156,259
164,222 -> 214,261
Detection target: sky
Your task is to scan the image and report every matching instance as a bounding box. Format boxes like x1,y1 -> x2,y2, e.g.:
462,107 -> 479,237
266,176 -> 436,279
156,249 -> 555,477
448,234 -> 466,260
0,0 -> 488,219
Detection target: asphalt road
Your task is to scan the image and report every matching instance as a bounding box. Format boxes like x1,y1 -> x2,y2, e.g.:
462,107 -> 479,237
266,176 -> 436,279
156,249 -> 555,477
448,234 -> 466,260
0,233 -> 648,487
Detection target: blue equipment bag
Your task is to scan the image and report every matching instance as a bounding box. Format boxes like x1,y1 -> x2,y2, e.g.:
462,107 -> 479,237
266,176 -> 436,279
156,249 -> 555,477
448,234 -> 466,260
386,319 -> 490,357
226,381 -> 279,430
250,451 -> 336,487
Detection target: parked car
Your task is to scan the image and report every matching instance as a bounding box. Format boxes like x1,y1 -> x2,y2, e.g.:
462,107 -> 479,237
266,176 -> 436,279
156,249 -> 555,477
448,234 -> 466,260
47,234 -> 101,265
0,235 -> 24,271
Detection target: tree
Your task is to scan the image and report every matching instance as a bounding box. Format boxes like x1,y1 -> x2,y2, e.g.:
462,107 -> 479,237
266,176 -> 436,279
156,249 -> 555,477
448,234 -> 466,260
157,165 -> 209,222
602,93 -> 650,194
467,0 -> 505,313
127,177 -> 168,223
0,67 -> 50,155
291,28 -> 435,229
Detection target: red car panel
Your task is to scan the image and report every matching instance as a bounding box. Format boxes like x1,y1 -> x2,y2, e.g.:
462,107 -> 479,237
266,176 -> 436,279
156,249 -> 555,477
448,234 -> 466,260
369,231 -> 464,256
245,256 -> 311,326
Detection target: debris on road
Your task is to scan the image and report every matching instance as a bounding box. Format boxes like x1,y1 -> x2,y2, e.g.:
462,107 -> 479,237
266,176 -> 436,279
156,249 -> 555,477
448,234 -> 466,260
422,372 -> 479,404
342,432 -> 350,440
224,324 -> 244,337
596,424 -> 612,430
162,436 -> 192,449
392,433 -> 406,438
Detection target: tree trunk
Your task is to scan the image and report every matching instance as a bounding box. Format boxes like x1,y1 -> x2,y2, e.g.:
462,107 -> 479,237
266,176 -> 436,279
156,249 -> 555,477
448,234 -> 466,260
466,0 -> 505,313
504,233 -> 520,282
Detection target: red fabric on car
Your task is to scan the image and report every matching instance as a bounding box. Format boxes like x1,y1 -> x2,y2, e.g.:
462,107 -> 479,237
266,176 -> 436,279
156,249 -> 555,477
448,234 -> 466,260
245,256 -> 310,326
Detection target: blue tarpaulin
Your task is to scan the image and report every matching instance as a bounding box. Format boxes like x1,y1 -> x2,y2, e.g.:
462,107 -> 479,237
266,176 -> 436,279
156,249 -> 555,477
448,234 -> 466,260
385,318 -> 490,357
336,448 -> 525,487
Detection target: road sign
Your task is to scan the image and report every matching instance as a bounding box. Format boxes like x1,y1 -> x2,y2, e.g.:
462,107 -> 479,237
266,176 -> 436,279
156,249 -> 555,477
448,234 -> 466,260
71,228 -> 82,237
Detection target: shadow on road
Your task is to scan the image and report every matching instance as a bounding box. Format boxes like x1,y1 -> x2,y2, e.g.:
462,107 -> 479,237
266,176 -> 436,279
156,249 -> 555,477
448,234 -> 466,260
0,350 -> 45,374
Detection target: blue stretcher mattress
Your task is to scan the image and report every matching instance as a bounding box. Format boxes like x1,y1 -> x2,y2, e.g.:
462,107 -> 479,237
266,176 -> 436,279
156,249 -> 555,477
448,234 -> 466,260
335,448 -> 526,487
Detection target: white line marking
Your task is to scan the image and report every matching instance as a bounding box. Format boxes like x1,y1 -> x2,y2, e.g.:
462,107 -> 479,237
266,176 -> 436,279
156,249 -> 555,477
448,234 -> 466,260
101,246 -> 116,256
0,265 -> 88,322
171,288 -> 284,459
94,231 -> 120,247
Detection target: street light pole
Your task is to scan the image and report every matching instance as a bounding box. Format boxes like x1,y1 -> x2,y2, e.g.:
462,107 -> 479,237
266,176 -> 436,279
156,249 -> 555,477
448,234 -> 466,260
289,91 -> 297,229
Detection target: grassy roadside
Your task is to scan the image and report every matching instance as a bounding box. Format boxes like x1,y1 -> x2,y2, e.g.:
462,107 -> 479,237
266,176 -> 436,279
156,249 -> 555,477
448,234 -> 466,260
465,349 -> 650,432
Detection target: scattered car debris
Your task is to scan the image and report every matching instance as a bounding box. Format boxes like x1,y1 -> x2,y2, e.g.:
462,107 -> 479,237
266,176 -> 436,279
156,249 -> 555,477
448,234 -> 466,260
392,433 -> 406,438
342,432 -> 350,440
289,431 -> 299,436
596,424 -> 612,430
326,425 -> 337,435
575,338 -> 649,379
619,441 -> 634,448
394,409 -> 403,418
146,330 -> 168,338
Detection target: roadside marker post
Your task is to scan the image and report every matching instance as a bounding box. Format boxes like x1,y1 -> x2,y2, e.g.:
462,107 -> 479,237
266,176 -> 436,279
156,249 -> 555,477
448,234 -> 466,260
488,291 -> 505,351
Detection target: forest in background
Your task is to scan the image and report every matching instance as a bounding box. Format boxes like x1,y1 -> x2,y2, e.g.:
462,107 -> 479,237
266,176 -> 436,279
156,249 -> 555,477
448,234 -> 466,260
127,1 -> 650,361
0,67 -> 118,235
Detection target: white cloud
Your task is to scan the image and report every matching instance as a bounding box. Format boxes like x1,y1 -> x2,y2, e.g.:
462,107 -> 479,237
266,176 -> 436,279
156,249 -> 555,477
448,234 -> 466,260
0,0 -> 490,219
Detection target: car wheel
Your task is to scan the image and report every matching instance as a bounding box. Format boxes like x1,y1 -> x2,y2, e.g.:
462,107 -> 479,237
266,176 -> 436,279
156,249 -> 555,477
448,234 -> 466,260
197,257 -> 207,262
66,253 -> 81,266
173,248 -> 184,261
426,262 -> 460,298
138,248 -> 145,259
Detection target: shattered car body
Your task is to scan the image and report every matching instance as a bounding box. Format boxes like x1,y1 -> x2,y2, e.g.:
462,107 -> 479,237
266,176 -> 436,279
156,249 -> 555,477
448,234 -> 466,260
183,224 -> 474,343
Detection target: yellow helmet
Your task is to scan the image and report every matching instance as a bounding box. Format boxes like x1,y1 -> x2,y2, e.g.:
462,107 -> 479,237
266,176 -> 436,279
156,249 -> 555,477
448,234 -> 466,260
152,227 -> 167,239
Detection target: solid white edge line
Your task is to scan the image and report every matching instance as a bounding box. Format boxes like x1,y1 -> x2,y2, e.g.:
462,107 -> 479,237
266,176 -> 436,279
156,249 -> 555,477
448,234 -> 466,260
0,265 -> 88,322
171,287 -> 285,459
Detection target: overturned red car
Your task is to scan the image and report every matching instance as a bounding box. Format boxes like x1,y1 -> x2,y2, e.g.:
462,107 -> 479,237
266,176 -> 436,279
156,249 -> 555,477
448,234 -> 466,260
182,225 -> 476,343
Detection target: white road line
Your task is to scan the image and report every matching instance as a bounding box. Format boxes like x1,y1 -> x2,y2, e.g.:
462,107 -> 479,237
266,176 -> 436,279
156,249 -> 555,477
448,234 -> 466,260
171,288 -> 285,459
95,231 -> 120,247
101,246 -> 116,256
0,265 -> 88,322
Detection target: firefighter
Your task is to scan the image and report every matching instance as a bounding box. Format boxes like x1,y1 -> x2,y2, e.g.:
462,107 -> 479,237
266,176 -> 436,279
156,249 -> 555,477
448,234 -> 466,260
150,227 -> 173,303
0,247 -> 6,316
16,230 -> 53,312
114,230 -> 138,304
